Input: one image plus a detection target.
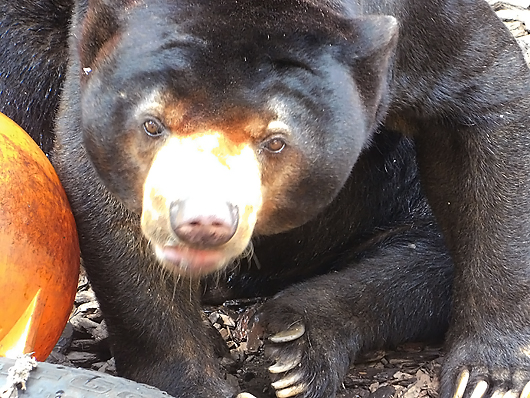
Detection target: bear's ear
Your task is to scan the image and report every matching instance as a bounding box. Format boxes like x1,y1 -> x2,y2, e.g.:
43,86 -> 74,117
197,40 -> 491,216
341,15 -> 399,60
336,15 -> 399,120
77,0 -> 127,72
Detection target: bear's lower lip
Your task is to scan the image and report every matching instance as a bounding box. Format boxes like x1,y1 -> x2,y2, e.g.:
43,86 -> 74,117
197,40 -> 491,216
154,245 -> 227,276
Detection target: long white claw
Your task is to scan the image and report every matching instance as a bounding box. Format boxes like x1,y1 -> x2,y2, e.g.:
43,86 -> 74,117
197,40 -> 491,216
521,381 -> 530,398
276,384 -> 307,398
272,373 -> 302,390
503,391 -> 518,398
269,354 -> 302,374
470,380 -> 489,398
269,323 -> 306,343
453,369 -> 470,398
236,393 -> 257,398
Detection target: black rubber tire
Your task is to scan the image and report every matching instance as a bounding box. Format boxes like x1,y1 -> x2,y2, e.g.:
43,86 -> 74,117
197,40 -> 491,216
0,357 -> 173,397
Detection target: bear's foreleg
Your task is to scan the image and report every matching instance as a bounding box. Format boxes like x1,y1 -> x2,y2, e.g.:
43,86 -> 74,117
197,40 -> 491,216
255,224 -> 452,398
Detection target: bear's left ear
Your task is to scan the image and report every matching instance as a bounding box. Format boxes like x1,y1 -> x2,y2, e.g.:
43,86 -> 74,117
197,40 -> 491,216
335,15 -> 399,119
339,15 -> 399,61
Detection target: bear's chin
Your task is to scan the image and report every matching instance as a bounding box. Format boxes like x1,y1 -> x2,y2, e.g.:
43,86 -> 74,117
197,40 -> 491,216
153,244 -> 230,277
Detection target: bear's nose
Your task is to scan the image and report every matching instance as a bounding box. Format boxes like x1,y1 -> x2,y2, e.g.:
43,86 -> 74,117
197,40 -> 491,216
169,200 -> 239,248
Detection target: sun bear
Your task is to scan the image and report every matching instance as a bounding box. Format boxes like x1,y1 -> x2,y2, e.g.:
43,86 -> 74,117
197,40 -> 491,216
2,1 -> 530,398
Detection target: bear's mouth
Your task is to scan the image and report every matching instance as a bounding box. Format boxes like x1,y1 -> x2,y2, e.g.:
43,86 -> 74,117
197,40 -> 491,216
154,244 -> 229,276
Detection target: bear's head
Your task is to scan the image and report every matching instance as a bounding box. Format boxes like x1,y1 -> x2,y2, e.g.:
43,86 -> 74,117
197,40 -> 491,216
75,0 -> 398,276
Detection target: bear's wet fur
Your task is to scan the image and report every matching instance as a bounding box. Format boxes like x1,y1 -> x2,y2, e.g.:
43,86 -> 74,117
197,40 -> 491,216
2,1 -> 530,398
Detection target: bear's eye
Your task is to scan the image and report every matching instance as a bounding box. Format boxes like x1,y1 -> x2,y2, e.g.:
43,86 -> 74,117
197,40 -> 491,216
143,119 -> 165,137
263,137 -> 286,153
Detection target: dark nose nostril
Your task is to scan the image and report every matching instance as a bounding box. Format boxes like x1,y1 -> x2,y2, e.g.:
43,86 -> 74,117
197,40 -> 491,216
169,201 -> 239,248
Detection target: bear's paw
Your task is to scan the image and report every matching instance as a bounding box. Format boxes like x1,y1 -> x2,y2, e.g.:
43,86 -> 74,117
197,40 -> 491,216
441,334 -> 530,398
255,298 -> 352,398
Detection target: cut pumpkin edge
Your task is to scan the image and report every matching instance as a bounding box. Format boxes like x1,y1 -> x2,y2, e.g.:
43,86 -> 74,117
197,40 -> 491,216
0,288 -> 42,358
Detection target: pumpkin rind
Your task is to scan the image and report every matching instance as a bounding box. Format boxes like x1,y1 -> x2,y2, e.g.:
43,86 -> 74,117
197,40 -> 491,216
0,112 -> 79,361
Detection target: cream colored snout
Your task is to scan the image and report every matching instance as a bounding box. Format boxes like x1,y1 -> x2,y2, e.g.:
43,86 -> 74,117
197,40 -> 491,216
141,133 -> 262,276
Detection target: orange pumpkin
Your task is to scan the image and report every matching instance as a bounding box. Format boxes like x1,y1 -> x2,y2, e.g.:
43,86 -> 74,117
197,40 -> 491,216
0,112 -> 79,361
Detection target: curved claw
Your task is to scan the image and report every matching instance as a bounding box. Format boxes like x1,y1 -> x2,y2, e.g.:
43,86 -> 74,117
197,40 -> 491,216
269,322 -> 305,343
453,369 -> 470,398
275,383 -> 307,398
269,352 -> 303,374
469,380 -> 488,398
236,393 -> 257,398
272,373 -> 302,390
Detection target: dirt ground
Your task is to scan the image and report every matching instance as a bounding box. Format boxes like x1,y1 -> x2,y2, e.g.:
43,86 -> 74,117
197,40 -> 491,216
44,2 -> 530,397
